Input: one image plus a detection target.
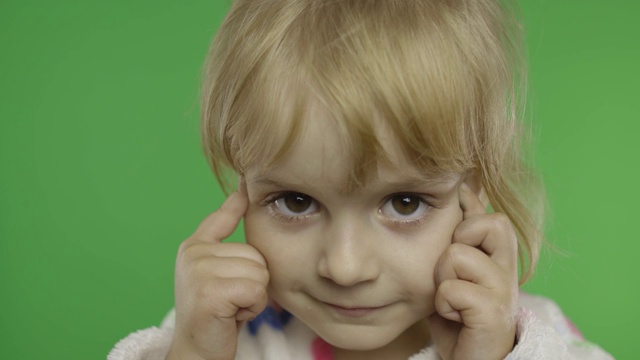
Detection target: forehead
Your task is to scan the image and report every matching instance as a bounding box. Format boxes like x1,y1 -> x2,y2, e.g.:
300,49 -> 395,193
245,103 -> 461,193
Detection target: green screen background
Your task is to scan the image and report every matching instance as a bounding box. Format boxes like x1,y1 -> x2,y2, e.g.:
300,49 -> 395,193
1,1 -> 637,358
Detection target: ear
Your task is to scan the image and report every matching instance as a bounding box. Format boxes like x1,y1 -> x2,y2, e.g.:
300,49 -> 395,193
463,173 -> 490,209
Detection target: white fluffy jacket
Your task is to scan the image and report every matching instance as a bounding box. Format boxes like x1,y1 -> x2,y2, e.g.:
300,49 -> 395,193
108,293 -> 613,360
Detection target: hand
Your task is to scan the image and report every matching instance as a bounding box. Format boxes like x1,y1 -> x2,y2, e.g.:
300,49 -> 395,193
166,191 -> 269,360
429,182 -> 519,360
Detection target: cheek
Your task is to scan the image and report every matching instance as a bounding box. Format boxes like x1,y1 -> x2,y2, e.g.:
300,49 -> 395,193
242,208 -> 263,246
244,209 -> 282,281
393,244 -> 443,294
243,209 -> 281,265
392,209 -> 461,292
243,208 -> 314,288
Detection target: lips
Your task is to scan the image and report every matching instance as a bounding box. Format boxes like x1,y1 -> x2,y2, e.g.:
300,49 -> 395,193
323,302 -> 389,317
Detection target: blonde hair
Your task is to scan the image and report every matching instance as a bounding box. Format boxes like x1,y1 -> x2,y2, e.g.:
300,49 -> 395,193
201,0 -> 544,283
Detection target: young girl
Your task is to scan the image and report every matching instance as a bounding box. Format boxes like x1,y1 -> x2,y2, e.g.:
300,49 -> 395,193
110,0 -> 612,359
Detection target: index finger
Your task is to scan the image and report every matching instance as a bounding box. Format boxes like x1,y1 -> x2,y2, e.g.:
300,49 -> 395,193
192,191 -> 249,243
456,183 -> 517,273
459,182 -> 487,219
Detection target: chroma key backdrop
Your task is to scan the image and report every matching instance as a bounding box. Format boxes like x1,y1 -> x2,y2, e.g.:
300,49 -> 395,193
1,1 -> 637,358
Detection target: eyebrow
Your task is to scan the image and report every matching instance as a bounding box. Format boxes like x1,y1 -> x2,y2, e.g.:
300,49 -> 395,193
247,173 -> 460,193
379,177 -> 459,189
372,175 -> 462,193
250,177 -> 313,189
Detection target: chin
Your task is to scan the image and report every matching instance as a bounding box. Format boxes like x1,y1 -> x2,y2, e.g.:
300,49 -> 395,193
311,322 -> 402,351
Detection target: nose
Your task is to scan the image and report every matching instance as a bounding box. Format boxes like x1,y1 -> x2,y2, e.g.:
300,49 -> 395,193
316,219 -> 380,287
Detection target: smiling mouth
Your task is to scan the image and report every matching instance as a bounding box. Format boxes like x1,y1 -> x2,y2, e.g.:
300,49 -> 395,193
323,302 -> 389,317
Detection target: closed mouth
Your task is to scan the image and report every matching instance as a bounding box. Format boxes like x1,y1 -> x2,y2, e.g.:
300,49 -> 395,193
323,302 -> 389,317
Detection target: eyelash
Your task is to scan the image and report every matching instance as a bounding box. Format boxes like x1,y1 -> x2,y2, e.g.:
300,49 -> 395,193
261,192 -> 435,227
262,192 -> 318,224
379,193 -> 433,229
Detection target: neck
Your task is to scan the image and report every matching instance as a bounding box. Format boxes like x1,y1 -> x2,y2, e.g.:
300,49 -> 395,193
332,319 -> 431,360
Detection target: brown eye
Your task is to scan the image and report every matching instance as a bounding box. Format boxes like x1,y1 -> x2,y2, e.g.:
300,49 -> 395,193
379,193 -> 429,222
274,192 -> 318,216
391,195 -> 420,215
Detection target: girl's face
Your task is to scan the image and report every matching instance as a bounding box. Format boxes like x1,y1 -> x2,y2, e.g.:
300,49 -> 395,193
243,113 -> 465,352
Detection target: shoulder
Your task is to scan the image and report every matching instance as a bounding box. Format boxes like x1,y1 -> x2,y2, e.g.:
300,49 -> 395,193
518,292 -> 584,341
107,326 -> 173,360
511,292 -> 614,360
107,309 -> 175,360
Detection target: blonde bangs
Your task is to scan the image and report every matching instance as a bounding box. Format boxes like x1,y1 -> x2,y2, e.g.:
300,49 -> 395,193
299,0 -> 514,178
205,0 -> 512,180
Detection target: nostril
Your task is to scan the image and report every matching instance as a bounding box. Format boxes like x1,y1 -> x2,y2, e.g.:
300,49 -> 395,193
317,223 -> 380,286
319,254 -> 379,287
